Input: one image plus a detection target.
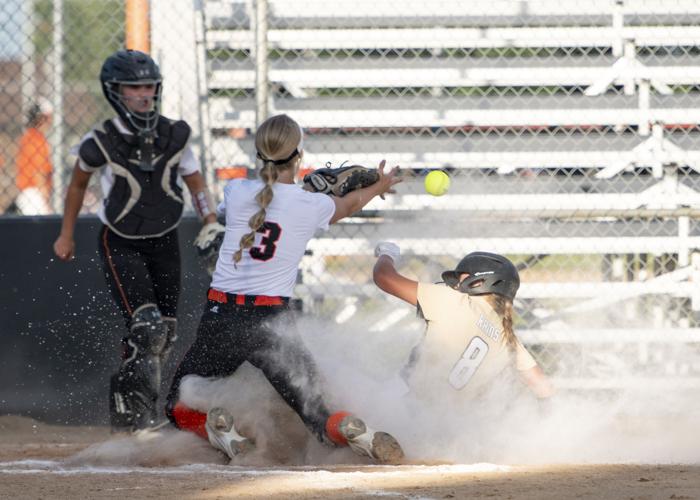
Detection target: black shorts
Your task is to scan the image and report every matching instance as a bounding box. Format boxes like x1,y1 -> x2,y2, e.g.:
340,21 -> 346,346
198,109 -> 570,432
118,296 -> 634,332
165,289 -> 331,440
97,225 -> 181,325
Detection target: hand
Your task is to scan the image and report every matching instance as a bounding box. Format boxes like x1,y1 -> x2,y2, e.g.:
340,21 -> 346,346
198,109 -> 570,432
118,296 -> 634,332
194,221 -> 225,251
374,241 -> 400,262
194,222 -> 225,275
375,160 -> 402,200
53,235 -> 75,261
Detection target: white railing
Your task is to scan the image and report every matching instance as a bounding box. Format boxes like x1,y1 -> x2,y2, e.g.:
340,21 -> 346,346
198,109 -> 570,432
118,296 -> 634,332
205,0 -> 700,23
207,26 -> 700,51
209,126 -> 700,179
207,65 -> 700,93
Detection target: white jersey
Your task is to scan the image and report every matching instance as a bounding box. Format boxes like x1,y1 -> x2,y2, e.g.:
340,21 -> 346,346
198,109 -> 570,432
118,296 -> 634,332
71,117 -> 200,226
210,179 -> 336,297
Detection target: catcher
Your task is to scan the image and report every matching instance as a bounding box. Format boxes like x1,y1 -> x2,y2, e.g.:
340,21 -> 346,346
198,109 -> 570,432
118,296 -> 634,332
373,243 -> 554,405
53,50 -> 224,433
165,113 -> 405,464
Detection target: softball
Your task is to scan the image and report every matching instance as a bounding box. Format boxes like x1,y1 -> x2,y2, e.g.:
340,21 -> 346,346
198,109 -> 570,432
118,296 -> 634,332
424,170 -> 450,196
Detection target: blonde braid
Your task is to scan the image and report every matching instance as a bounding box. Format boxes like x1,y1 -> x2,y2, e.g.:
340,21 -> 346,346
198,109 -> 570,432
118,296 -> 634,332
502,299 -> 516,350
233,162 -> 278,264
232,113 -> 302,265
486,295 -> 517,350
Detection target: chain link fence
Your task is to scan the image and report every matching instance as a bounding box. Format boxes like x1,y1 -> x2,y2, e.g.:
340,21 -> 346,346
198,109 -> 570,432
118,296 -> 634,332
1,0 -> 125,214
3,0 -> 700,388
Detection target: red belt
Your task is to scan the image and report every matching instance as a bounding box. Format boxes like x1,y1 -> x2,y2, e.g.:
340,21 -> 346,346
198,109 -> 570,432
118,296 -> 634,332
207,288 -> 287,306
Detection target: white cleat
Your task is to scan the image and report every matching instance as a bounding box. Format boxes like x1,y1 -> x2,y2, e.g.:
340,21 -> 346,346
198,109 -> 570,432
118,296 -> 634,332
205,407 -> 254,459
339,415 -> 404,464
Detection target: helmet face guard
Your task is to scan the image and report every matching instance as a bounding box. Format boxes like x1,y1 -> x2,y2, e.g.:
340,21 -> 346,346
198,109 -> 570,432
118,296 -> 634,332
441,252 -> 520,300
100,50 -> 162,134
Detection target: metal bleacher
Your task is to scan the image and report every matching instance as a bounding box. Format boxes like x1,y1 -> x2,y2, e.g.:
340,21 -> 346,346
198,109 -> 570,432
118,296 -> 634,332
152,0 -> 700,387
201,0 -> 700,175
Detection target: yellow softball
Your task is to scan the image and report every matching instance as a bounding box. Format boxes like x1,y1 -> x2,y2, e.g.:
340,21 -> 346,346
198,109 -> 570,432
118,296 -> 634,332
424,170 -> 450,196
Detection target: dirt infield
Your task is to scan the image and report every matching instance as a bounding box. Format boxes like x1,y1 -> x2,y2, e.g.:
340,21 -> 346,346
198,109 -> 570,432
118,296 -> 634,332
1,416 -> 698,500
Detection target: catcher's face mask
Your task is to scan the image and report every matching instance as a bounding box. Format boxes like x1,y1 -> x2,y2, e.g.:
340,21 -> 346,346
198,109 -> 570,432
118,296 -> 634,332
120,84 -> 157,115
100,49 -> 162,135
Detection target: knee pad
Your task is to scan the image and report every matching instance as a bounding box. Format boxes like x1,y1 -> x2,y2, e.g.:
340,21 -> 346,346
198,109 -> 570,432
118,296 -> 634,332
127,303 -> 168,356
160,317 -> 178,364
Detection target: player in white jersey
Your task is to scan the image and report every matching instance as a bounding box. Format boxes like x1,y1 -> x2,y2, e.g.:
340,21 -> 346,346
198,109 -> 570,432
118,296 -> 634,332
372,242 -> 554,406
165,114 -> 405,464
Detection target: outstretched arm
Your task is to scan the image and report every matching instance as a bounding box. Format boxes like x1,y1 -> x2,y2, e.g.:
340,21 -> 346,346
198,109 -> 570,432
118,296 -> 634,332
53,161 -> 92,261
330,160 -> 401,224
372,242 -> 418,305
520,364 -> 555,399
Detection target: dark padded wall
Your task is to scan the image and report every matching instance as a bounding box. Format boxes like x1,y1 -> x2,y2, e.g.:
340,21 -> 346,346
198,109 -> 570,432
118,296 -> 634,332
0,216 -> 210,425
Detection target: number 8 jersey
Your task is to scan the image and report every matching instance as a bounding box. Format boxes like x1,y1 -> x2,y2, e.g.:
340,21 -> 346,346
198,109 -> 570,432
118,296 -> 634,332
407,283 -> 537,402
210,178 -> 335,297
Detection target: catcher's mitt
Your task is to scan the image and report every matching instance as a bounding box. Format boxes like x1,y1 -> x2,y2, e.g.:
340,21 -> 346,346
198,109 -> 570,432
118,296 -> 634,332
302,164 -> 379,197
194,221 -> 225,275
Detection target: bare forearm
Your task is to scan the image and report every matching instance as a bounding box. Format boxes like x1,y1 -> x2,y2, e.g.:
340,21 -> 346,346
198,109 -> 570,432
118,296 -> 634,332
521,365 -> 555,399
373,256 -> 396,288
183,172 -> 217,225
373,255 -> 418,305
59,184 -> 87,239
332,183 -> 385,222
344,182 -> 384,213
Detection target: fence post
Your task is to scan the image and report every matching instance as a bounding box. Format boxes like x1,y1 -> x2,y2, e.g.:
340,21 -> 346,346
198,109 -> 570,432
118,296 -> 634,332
126,0 -> 150,53
20,0 -> 36,132
193,0 -> 215,191
50,0 -> 64,213
255,0 -> 269,129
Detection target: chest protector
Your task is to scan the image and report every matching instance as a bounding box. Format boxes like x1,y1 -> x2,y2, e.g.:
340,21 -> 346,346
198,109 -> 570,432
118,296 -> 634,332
93,117 -> 191,238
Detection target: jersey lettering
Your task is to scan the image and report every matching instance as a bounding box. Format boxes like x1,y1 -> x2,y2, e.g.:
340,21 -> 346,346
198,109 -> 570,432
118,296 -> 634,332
476,314 -> 501,342
250,221 -> 282,261
448,336 -> 489,390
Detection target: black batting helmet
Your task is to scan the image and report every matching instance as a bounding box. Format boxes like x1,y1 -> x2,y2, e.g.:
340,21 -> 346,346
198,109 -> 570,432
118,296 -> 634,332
100,49 -> 162,133
441,252 -> 520,301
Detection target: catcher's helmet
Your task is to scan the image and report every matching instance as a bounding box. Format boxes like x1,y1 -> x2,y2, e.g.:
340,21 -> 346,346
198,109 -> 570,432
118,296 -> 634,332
100,50 -> 162,133
441,252 -> 520,300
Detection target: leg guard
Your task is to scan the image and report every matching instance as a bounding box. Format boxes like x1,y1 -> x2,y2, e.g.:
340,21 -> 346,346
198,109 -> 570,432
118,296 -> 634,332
110,303 -> 169,432
160,317 -> 178,366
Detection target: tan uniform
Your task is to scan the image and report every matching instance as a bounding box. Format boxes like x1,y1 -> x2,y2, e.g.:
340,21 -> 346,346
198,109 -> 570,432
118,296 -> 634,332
407,282 -> 537,404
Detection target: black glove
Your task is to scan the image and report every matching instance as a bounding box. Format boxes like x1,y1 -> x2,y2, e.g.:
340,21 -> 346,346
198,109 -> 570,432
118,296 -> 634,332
302,164 -> 379,197
194,222 -> 225,275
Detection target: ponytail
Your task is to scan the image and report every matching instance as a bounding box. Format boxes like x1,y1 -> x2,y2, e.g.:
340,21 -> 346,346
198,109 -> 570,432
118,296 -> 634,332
232,114 -> 302,266
233,161 -> 278,264
485,294 -> 517,350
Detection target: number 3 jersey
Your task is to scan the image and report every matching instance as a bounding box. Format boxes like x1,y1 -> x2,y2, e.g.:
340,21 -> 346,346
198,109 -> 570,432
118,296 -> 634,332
210,178 -> 335,297
408,282 -> 537,403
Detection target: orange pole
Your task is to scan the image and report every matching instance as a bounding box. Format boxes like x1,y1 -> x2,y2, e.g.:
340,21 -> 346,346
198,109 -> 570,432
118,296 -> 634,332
125,0 -> 150,53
